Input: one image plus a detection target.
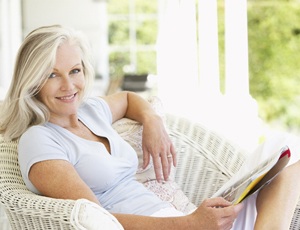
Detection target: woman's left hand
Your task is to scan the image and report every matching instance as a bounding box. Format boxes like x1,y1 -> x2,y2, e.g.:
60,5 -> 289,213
141,114 -> 177,182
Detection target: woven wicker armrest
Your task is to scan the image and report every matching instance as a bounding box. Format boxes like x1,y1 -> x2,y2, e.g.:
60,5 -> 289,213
165,114 -> 300,229
0,137 -> 123,230
165,114 -> 247,206
1,113 -> 300,229
0,137 -> 77,229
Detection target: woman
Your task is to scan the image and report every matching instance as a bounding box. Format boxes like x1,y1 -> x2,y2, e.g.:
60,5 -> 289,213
0,25 -> 299,230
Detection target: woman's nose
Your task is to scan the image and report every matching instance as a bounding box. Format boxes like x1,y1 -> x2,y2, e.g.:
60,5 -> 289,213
60,76 -> 74,91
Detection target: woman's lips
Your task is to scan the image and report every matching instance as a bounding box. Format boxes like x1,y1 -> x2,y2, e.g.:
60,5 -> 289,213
56,93 -> 77,101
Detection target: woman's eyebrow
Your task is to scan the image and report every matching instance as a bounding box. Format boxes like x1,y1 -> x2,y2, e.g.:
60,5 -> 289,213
52,63 -> 82,71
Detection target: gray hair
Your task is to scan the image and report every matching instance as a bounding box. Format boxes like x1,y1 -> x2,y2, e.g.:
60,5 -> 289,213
0,25 -> 95,141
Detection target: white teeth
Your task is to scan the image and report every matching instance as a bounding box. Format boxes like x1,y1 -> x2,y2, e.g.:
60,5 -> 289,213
59,94 -> 75,100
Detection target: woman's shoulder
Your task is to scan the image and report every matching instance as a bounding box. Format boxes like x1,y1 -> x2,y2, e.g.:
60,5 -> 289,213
82,96 -> 107,109
19,124 -> 56,144
80,96 -> 112,124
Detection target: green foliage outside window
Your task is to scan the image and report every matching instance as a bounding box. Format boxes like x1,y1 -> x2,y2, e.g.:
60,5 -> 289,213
109,21 -> 129,45
247,1 -> 300,129
108,0 -> 300,131
109,52 -> 130,78
107,0 -> 129,14
213,0 -> 300,131
137,51 -> 157,74
136,20 -> 157,45
108,0 -> 158,79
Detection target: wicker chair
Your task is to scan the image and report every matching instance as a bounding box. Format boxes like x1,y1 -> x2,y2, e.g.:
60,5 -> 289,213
0,114 -> 300,229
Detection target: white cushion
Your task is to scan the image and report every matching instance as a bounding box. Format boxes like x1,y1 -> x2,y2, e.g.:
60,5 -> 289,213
71,199 -> 124,230
113,96 -> 196,214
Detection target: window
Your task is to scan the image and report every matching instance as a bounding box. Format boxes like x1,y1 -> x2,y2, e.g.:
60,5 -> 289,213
107,0 -> 159,79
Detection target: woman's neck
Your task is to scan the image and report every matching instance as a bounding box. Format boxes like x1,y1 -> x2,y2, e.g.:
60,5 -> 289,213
49,114 -> 80,129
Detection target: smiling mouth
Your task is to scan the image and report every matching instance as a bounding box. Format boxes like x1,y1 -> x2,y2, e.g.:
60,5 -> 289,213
56,93 -> 77,101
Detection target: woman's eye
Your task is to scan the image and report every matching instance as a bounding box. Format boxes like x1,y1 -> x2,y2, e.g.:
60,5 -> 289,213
71,68 -> 81,74
49,73 -> 57,78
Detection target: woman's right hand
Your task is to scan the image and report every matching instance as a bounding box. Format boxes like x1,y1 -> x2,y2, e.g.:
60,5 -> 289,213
187,197 -> 244,230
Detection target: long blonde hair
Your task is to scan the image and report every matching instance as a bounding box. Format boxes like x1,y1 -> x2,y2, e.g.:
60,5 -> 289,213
0,25 -> 95,141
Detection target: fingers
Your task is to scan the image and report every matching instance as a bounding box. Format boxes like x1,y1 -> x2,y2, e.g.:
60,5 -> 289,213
162,145 -> 177,179
142,151 -> 150,169
152,154 -> 165,183
203,197 -> 232,208
170,143 -> 177,167
143,145 -> 177,183
233,203 -> 244,215
193,198 -> 244,229
219,204 -> 244,230
140,117 -> 177,182
202,197 -> 244,218
152,152 -> 172,182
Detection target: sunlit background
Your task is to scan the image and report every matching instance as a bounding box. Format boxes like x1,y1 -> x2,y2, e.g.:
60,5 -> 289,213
1,0 -> 300,152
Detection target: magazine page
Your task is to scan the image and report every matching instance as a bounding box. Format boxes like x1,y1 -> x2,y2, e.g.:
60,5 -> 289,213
212,145 -> 290,204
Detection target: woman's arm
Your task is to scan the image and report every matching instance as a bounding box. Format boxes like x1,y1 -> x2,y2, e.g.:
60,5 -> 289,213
29,160 -> 243,230
102,91 -> 160,123
102,91 -> 176,182
115,198 -> 243,230
29,159 -> 100,204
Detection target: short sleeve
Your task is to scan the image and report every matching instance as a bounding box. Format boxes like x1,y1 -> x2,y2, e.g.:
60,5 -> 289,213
18,126 -> 69,194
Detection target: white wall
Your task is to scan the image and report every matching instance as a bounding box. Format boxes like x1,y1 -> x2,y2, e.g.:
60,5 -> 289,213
0,0 -> 110,100
22,0 -> 109,81
0,0 -> 22,100
22,0 -> 104,39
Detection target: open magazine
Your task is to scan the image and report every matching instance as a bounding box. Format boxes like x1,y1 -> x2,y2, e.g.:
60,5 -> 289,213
212,145 -> 291,204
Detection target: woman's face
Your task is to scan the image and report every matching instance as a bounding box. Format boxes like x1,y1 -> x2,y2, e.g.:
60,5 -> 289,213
38,42 -> 85,121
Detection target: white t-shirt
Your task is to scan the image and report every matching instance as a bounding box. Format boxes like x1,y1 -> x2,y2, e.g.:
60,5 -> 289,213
19,97 -> 170,215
